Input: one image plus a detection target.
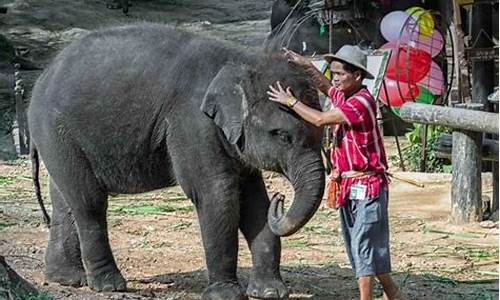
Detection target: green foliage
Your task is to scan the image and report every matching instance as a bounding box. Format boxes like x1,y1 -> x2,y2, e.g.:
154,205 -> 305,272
0,175 -> 17,185
19,292 -> 53,300
282,238 -> 310,248
109,203 -> 192,215
391,124 -> 452,172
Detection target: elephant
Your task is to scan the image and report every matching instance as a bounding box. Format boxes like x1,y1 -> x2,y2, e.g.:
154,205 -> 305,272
28,23 -> 325,300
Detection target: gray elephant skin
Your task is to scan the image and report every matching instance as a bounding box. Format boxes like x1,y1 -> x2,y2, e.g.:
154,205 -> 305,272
28,23 -> 325,300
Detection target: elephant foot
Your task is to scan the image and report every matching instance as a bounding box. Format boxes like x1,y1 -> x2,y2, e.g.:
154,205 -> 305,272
202,281 -> 247,300
87,268 -> 127,292
246,277 -> 289,299
45,265 -> 87,287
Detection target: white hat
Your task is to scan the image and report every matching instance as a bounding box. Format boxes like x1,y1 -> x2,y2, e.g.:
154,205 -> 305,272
323,45 -> 374,79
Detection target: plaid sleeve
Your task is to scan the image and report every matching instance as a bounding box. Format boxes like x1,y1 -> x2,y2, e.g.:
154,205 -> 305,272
328,87 -> 343,107
337,96 -> 371,126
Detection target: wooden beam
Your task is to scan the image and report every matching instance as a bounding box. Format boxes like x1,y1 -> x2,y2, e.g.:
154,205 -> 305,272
400,102 -> 499,134
451,103 -> 484,223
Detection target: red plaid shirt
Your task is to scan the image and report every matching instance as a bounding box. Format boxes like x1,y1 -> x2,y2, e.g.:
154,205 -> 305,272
328,86 -> 388,207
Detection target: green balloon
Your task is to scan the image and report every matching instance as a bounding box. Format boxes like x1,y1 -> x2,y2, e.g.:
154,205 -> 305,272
416,86 -> 434,104
391,107 -> 400,117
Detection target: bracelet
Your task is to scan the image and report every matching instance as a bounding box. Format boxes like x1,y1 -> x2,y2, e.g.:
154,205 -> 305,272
286,97 -> 299,108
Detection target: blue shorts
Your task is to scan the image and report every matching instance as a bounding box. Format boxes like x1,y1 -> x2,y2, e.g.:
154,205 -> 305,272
339,187 -> 391,278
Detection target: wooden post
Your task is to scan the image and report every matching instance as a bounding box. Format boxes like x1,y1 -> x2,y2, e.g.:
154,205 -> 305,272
471,0 -> 494,108
420,124 -> 428,172
451,0 -> 471,104
400,102 -> 499,134
493,163 -> 499,213
451,103 -> 484,223
14,65 -> 29,155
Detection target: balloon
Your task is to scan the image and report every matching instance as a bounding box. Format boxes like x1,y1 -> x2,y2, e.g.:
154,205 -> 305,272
379,78 -> 420,108
380,11 -> 417,42
407,29 -> 444,58
415,86 -> 434,104
382,42 -> 432,83
406,7 -> 435,37
417,61 -> 445,95
391,107 -> 400,117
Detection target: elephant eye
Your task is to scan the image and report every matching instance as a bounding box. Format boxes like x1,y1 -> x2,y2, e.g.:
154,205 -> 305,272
271,129 -> 292,144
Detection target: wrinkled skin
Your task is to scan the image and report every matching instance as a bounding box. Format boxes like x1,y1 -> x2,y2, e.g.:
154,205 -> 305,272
28,24 -> 325,300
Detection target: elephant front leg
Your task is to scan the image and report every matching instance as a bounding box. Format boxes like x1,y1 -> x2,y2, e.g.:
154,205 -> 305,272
195,186 -> 246,300
240,174 -> 288,299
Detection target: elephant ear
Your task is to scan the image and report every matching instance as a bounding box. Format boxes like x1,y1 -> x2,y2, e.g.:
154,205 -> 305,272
201,63 -> 249,145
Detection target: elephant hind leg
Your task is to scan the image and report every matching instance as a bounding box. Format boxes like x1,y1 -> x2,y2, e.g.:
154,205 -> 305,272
44,179 -> 86,287
41,140 -> 126,292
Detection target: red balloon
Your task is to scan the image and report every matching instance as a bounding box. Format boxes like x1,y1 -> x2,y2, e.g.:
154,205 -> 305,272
379,78 -> 420,108
382,42 -> 431,83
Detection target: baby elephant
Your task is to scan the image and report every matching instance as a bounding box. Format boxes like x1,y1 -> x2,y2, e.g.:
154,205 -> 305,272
28,23 -> 325,300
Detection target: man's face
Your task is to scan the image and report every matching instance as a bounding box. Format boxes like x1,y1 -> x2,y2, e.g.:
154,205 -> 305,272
330,61 -> 362,96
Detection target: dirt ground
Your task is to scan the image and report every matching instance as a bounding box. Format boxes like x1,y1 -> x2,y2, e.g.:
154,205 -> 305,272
0,152 -> 498,300
0,0 -> 499,299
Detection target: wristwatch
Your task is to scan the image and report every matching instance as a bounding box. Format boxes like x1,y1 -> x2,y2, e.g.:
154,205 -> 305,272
286,97 -> 299,108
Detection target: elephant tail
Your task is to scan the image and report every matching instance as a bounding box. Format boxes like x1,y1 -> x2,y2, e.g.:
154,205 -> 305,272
31,143 -> 51,227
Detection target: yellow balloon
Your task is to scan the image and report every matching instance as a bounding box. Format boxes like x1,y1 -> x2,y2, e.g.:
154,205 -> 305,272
406,7 -> 435,37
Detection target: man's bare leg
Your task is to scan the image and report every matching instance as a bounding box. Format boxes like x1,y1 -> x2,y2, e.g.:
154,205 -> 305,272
358,276 -> 374,300
377,273 -> 405,300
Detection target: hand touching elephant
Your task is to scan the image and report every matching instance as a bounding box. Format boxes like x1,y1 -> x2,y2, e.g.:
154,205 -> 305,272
28,23 -> 325,300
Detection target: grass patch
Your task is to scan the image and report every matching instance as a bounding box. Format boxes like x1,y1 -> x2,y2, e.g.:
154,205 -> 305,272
283,238 -> 310,248
302,224 -> 334,235
420,273 -> 458,285
19,292 -> 53,300
109,203 -> 192,215
0,175 -> 17,185
0,221 -> 15,230
455,246 -> 498,261
171,221 -> 192,231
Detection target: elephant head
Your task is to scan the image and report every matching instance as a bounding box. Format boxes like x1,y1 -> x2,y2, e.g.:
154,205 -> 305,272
201,55 -> 325,236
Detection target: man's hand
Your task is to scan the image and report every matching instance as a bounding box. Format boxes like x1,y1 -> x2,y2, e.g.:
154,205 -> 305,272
267,81 -> 295,106
282,48 -> 312,67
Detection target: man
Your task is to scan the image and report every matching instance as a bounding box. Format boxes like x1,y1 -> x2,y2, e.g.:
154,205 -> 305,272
267,45 -> 404,300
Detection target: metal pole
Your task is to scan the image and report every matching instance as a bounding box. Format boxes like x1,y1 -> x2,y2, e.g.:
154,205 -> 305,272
382,80 -> 405,171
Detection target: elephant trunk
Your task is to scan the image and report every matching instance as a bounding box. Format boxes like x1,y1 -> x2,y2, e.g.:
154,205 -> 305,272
268,152 -> 325,237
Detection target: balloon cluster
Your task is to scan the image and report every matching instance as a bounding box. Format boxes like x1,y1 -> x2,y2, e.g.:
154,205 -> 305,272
377,7 -> 445,115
